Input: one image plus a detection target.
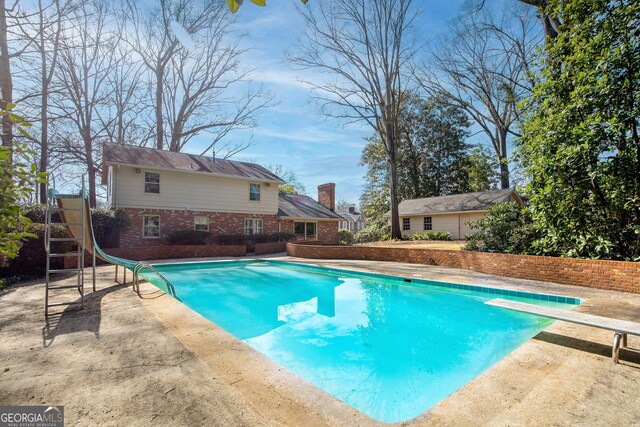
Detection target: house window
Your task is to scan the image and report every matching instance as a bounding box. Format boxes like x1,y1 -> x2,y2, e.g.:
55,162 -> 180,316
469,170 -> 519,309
244,218 -> 263,235
402,218 -> 411,231
249,183 -> 261,201
294,221 -> 317,240
194,215 -> 209,232
143,215 -> 160,238
144,172 -> 160,194
423,216 -> 432,231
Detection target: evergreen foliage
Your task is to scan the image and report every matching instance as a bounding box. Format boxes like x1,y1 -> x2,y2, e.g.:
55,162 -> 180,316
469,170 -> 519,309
519,0 -> 640,260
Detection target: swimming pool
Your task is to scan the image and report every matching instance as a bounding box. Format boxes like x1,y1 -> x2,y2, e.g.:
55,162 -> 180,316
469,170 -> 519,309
141,260 -> 580,422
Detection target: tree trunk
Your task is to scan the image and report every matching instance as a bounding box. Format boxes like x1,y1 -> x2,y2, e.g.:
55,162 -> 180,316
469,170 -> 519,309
497,126 -> 510,189
82,128 -> 96,207
499,157 -> 510,189
0,0 -> 13,160
389,156 -> 402,239
155,67 -> 164,150
39,86 -> 48,203
386,126 -> 402,239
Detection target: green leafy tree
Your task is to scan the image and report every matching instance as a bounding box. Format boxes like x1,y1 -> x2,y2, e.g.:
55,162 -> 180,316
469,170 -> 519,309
464,202 -> 538,254
465,145 -> 500,192
0,108 -> 46,263
396,94 -> 471,198
265,164 -> 307,195
360,95 -> 473,229
359,136 -> 390,232
519,0 -> 640,260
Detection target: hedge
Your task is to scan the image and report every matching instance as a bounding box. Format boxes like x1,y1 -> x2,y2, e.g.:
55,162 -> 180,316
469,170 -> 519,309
0,224 -> 73,278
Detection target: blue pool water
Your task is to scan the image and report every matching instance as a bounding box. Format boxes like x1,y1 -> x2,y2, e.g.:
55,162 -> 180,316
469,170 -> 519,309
142,260 -> 579,423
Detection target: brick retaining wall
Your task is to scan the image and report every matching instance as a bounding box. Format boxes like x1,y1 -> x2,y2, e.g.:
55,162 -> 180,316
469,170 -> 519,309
65,245 -> 246,266
286,243 -> 640,294
104,245 -> 246,261
254,241 -> 287,255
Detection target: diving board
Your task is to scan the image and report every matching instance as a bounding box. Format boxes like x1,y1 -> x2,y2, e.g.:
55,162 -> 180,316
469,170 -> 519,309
486,298 -> 640,363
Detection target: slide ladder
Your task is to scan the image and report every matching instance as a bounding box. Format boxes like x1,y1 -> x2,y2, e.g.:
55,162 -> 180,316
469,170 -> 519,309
44,179 -> 176,317
44,191 -> 91,317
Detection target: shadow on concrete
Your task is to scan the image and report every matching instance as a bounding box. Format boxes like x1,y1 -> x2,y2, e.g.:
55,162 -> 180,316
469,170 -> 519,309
534,331 -> 640,367
42,283 -> 127,347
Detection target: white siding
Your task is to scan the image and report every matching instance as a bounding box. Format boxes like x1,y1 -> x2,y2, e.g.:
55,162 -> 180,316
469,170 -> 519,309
113,166 -> 279,214
401,211 -> 488,239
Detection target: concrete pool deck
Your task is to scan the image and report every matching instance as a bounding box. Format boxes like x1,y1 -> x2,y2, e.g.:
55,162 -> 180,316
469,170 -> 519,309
1,256 -> 639,426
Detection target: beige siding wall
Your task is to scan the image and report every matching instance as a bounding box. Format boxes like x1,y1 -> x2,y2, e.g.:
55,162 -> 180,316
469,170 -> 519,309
459,212 -> 486,238
113,166 -> 279,214
401,211 -> 488,239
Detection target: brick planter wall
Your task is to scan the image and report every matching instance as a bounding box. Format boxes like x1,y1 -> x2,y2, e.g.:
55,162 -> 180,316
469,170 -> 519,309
254,241 -> 287,255
286,243 -> 640,294
66,244 -> 246,266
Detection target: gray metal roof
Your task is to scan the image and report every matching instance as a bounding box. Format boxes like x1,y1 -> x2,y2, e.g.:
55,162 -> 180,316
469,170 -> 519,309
102,143 -> 283,182
384,189 -> 521,216
278,194 -> 343,220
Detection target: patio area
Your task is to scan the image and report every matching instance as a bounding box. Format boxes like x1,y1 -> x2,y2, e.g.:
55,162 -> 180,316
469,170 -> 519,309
1,256 -> 639,426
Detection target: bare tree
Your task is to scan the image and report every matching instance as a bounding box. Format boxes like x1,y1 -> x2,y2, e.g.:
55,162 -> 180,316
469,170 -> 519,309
55,1 -> 117,207
163,23 -> 271,154
125,0 -> 221,151
0,0 -> 14,158
11,0 -> 77,202
417,5 -> 539,189
289,0 -> 419,239
101,39 -> 151,147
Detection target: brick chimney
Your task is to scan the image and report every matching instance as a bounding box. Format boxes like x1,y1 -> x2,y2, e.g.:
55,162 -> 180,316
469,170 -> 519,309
348,206 -> 355,214
317,183 -> 336,212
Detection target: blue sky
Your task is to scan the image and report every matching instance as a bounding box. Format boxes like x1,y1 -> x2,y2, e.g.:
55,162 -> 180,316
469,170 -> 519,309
180,0 -> 470,206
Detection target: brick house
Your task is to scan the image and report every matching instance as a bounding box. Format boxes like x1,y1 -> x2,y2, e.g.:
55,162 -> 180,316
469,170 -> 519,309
101,143 -> 341,247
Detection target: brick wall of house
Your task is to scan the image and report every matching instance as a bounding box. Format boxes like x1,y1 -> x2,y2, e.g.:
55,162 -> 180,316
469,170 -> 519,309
120,208 -> 279,247
280,220 -> 294,234
318,222 -> 339,244
278,219 -> 338,244
286,243 -> 640,294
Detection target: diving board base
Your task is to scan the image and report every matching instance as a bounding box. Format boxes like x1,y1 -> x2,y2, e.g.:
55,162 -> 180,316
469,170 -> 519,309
486,298 -> 639,364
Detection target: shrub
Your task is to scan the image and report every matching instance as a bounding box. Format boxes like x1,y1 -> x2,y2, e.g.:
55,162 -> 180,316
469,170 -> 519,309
22,203 -> 55,223
410,231 -> 451,241
212,233 -> 295,245
338,229 -> 354,245
464,203 -> 537,254
0,224 -> 73,278
270,232 -> 296,242
212,234 -> 246,245
91,208 -> 131,248
166,230 -> 210,245
354,226 -> 389,244
21,204 -> 131,248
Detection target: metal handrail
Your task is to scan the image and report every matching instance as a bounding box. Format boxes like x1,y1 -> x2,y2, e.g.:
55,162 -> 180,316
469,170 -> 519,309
133,262 -> 177,299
